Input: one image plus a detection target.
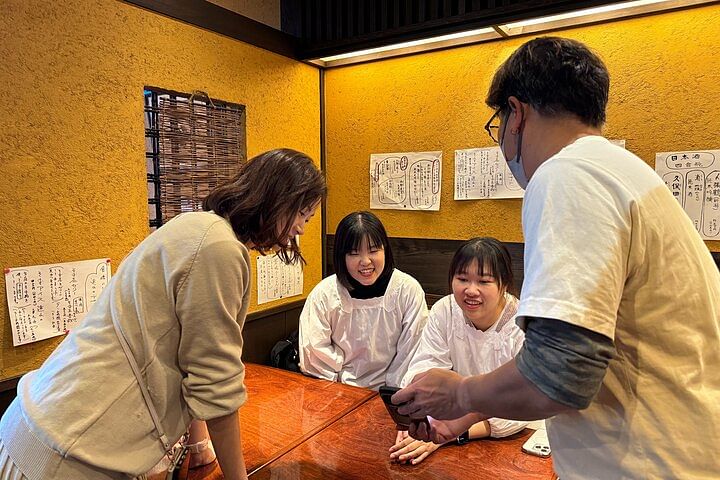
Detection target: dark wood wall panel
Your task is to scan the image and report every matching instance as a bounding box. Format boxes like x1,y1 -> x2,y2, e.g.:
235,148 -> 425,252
289,0 -> 627,59
327,235 -> 720,305
326,235 -> 525,301
124,0 -> 298,58
242,301 -> 304,365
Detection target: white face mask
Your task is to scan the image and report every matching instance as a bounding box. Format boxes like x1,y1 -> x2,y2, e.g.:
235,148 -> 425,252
500,108 -> 529,190
506,153 -> 528,190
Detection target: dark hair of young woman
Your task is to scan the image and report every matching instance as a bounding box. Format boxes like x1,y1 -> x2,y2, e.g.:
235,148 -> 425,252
333,211 -> 395,292
203,148 -> 326,264
448,237 -> 514,292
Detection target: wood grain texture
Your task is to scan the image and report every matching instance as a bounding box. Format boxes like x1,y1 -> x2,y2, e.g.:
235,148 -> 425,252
251,396 -> 556,479
242,364 -> 376,474
186,364 -> 376,479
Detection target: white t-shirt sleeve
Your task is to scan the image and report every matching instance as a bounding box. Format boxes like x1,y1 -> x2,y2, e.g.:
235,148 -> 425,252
487,417 -> 528,438
385,277 -> 429,388
401,300 -> 453,387
298,281 -> 344,381
488,304 -> 529,437
518,158 -> 631,339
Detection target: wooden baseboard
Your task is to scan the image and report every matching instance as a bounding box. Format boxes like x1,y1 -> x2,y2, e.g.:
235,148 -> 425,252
0,377 -> 21,395
246,299 -> 305,323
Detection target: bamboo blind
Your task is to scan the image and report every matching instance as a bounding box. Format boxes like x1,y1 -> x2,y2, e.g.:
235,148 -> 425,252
157,94 -> 246,223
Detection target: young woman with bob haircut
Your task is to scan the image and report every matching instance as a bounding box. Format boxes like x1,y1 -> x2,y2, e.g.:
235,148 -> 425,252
299,211 -> 428,390
390,237 -> 528,465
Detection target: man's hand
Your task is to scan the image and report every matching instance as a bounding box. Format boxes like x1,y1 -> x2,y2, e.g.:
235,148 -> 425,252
392,369 -> 469,420
408,414 -> 482,444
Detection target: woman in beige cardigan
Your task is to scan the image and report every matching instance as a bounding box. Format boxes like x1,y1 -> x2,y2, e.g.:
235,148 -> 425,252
0,148 -> 326,480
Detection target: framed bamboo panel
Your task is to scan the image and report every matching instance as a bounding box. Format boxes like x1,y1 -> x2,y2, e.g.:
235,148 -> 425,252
144,88 -> 247,228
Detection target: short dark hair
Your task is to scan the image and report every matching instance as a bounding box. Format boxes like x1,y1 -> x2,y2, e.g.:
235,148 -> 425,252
448,237 -> 513,292
486,37 -> 609,128
333,211 -> 395,291
203,148 -> 326,264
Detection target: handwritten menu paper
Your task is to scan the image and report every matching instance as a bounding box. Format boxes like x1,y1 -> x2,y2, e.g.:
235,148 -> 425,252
370,151 -> 442,210
454,147 -> 523,200
4,258 -> 111,346
453,140 -> 626,201
256,254 -> 303,305
655,149 -> 720,240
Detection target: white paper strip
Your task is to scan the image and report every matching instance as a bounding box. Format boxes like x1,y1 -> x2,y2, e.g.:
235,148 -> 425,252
370,151 -> 442,210
256,254 -> 303,304
5,258 -> 111,346
454,147 -> 523,200
655,149 -> 720,240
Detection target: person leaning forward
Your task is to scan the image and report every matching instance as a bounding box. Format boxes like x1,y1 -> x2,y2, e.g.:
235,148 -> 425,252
393,36 -> 720,480
0,149 -> 326,480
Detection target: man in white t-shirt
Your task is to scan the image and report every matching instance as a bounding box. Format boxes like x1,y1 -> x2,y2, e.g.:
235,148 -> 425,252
393,36 -> 720,479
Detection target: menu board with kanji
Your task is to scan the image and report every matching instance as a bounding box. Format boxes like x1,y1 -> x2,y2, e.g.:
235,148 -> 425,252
370,151 -> 442,210
4,258 -> 111,346
655,149 -> 720,240
454,147 -> 523,200
256,254 -> 303,304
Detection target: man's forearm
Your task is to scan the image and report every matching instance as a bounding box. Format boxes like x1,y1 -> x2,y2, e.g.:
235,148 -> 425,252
458,359 -> 573,420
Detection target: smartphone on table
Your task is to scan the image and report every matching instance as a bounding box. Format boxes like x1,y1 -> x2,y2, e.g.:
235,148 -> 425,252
378,386 -> 412,430
521,423 -> 551,458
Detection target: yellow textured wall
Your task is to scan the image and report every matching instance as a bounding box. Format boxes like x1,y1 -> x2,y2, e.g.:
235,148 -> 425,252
325,3 -> 720,252
0,0 -> 321,379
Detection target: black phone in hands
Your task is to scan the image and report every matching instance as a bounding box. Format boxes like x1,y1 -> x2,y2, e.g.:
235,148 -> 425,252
379,385 -> 412,430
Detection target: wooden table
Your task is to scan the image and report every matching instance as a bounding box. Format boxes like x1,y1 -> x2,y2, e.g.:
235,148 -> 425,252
251,395 -> 556,479
188,364 -> 376,479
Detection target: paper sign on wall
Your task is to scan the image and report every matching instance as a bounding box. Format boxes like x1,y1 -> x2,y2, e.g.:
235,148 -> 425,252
370,151 -> 442,211
4,258 -> 111,346
454,139 -> 626,201
454,147 -> 523,200
256,254 -> 303,304
655,149 -> 720,240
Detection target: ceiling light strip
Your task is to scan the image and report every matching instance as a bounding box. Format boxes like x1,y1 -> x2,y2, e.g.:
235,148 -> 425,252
315,0 -> 715,67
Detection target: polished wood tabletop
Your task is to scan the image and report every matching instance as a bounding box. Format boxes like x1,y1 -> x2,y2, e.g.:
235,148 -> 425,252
187,363 -> 376,479
251,395 -> 556,480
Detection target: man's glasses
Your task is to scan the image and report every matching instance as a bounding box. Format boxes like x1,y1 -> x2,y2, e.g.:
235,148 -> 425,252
484,109 -> 502,144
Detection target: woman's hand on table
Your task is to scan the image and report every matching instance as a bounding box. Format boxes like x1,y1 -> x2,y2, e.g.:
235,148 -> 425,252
389,430 -> 442,465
